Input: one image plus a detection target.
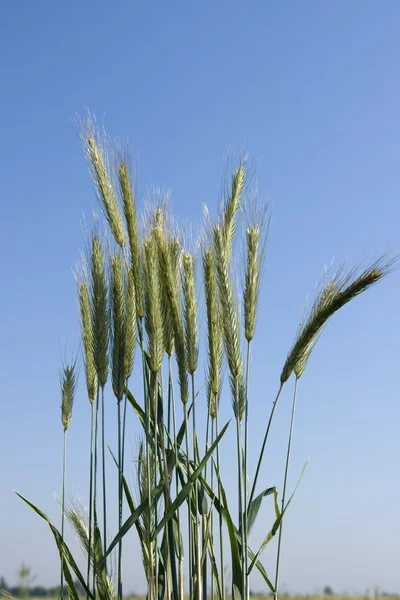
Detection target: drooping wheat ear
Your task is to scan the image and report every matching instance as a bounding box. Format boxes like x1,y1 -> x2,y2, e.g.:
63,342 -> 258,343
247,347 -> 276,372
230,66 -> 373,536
183,251 -> 199,375
138,441 -> 156,582
294,281 -> 337,379
78,281 -> 97,404
90,236 -> 109,388
124,270 -> 137,381
111,254 -> 126,402
157,233 -> 188,403
61,361 -> 78,432
65,505 -> 90,556
86,135 -> 125,248
281,256 -> 394,383
221,164 -> 245,264
143,236 -> 164,374
118,161 -> 144,318
203,247 -> 223,418
214,225 -> 245,420
244,221 -> 266,342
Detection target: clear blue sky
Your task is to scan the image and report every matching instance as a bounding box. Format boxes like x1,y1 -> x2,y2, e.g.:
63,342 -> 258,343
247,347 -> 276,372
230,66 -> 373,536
1,0 -> 399,595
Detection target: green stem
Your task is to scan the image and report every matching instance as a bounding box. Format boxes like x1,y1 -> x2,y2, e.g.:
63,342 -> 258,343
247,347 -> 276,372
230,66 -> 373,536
139,319 -> 154,600
243,341 -> 250,600
117,400 -> 123,600
60,428 -> 67,597
202,410 -> 210,600
183,402 -> 193,600
215,410 -> 225,600
87,403 -> 94,598
274,377 -> 298,600
210,416 -> 215,600
248,383 -> 284,510
93,387 -> 100,599
192,373 -> 201,600
101,386 -> 107,574
154,372 -> 159,600
169,355 -> 183,600
235,381 -> 245,600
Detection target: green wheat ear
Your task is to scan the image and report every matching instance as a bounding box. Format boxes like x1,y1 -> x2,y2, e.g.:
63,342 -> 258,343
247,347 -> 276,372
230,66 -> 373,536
282,256 -> 394,383
203,247 -> 223,418
90,236 -> 109,388
111,254 -> 126,403
83,127 -> 125,248
118,160 -> 144,318
214,224 -> 245,421
124,270 -> 137,381
142,235 -> 164,374
78,280 -> 97,404
183,251 -> 199,375
60,360 -> 78,432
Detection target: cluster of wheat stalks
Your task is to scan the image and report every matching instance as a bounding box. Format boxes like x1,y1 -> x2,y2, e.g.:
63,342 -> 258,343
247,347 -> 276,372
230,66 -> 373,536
16,118 -> 394,600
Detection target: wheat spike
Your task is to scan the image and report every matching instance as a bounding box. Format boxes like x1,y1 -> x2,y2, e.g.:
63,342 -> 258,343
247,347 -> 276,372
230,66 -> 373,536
183,251 -> 199,375
61,360 -> 78,432
143,236 -> 164,374
119,161 -> 144,318
157,232 -> 188,403
111,254 -> 126,402
282,256 -> 393,383
78,281 -> 97,404
214,225 -> 245,420
203,247 -> 223,418
90,236 -> 109,388
85,134 -> 125,248
124,270 -> 137,381
221,164 -> 245,264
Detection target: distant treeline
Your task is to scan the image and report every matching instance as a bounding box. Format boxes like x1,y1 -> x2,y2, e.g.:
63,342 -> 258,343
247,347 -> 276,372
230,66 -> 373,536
0,577 -> 85,598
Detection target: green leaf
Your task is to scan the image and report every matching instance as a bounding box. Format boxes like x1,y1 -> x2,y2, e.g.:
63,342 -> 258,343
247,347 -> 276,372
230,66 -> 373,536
15,492 -> 93,599
246,486 -> 276,535
106,478 -> 164,556
248,459 -> 309,574
198,472 -> 275,593
155,420 -> 230,536
172,517 -> 184,560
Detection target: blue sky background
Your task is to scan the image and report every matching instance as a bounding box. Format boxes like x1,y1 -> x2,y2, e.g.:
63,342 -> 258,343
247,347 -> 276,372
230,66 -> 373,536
1,0 -> 399,595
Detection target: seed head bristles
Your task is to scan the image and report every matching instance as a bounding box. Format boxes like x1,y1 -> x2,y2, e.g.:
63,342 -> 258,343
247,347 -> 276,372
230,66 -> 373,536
156,231 -> 189,403
82,121 -> 125,248
60,360 -> 78,432
281,255 -> 394,383
111,254 -> 126,402
182,251 -> 199,375
78,281 -> 97,404
142,236 -> 164,374
221,164 -> 245,265
118,161 -> 144,318
214,225 -> 245,421
90,236 -> 109,388
203,247 -> 223,418
124,270 -> 137,381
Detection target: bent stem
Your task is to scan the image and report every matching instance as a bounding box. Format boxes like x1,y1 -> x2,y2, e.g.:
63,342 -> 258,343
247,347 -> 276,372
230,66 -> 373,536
274,377 -> 299,600
248,383 -> 284,509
